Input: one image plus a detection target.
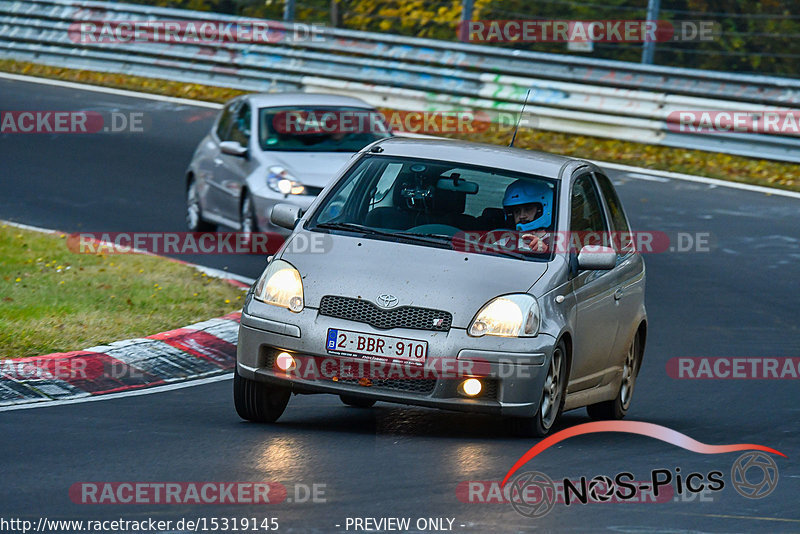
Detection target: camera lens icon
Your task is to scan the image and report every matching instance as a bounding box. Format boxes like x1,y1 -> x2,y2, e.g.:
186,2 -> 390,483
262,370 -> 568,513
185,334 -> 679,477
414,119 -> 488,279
731,451 -> 779,499
508,471 -> 557,518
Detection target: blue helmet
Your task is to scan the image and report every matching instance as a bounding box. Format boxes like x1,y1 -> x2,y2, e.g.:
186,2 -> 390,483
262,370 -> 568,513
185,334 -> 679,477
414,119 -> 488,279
502,179 -> 553,231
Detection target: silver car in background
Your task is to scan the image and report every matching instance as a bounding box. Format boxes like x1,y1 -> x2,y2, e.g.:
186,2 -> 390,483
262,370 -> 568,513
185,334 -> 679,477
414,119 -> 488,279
185,93 -> 390,234
235,137 -> 647,437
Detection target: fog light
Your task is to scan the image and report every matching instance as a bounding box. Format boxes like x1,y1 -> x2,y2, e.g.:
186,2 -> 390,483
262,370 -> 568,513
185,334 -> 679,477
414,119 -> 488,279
461,378 -> 482,397
275,351 -> 295,371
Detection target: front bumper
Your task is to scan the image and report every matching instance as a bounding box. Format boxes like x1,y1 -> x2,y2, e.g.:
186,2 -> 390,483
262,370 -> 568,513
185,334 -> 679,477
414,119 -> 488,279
237,298 -> 556,417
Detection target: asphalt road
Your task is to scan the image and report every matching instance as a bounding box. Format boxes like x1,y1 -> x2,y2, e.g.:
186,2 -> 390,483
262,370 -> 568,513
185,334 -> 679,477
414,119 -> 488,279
1,76 -> 799,532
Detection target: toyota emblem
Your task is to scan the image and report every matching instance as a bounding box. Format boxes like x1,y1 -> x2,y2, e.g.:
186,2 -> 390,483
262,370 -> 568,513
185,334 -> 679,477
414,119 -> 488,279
376,294 -> 399,308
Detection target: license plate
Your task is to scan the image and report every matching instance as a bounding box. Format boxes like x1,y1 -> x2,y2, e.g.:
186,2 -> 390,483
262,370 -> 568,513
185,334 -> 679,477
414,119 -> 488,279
326,328 -> 427,363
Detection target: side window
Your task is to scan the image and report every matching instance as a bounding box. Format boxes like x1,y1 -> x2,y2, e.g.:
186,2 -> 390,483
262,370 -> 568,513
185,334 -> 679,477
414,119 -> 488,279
230,102 -> 251,146
371,163 -> 402,208
316,168 -> 364,224
595,173 -> 634,254
216,102 -> 236,141
570,174 -> 608,234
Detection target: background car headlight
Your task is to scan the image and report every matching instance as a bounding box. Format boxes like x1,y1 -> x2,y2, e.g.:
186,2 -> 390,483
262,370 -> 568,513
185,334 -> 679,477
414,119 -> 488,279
253,259 -> 304,312
267,166 -> 305,195
468,294 -> 540,337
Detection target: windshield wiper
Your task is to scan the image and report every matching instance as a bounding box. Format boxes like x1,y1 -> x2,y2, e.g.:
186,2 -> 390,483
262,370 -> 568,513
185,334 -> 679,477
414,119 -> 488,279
313,224 -> 452,248
313,222 -> 400,238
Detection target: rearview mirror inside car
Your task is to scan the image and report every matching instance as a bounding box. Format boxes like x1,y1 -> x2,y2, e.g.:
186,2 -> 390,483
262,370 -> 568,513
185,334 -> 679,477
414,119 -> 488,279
437,176 -> 479,194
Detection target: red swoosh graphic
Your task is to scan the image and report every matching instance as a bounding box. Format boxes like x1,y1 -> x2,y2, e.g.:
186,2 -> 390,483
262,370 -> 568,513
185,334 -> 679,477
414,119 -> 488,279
501,421 -> 786,487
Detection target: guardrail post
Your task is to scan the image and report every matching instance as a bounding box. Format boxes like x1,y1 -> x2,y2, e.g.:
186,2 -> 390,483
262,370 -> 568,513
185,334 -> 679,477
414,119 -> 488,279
283,0 -> 296,21
641,0 -> 661,64
458,0 -> 474,40
330,0 -> 340,27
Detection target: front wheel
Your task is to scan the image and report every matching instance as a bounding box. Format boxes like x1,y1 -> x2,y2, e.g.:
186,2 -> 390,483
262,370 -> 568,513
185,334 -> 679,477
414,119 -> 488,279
511,339 -> 568,437
186,178 -> 217,232
587,333 -> 641,420
233,367 -> 291,423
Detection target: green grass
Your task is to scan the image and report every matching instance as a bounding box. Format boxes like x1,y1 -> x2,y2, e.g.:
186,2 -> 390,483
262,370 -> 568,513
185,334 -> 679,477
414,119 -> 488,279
0,224 -> 246,358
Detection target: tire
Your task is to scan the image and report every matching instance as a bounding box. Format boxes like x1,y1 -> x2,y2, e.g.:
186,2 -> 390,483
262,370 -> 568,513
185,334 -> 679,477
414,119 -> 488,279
587,332 -> 641,421
233,366 -> 291,423
340,395 -> 376,408
186,178 -> 217,232
511,339 -> 568,437
240,191 -> 258,234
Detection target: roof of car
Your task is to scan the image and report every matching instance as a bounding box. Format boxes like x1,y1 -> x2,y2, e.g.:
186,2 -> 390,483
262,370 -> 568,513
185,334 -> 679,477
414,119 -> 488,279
247,92 -> 376,109
368,137 -> 590,179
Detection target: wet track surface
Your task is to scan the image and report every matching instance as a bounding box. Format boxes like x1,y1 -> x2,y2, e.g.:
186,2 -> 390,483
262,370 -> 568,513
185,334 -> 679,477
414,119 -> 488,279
1,77 -> 799,532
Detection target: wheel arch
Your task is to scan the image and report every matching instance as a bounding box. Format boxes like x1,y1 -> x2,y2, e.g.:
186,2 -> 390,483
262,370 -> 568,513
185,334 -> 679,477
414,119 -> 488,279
636,320 -> 647,367
558,330 -> 573,384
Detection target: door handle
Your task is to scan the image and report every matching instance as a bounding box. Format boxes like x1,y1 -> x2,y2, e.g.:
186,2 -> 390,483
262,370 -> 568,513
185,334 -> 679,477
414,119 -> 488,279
614,288 -> 624,301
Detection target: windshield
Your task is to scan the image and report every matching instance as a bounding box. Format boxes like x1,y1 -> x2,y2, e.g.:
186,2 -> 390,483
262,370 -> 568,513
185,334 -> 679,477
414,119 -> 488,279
307,155 -> 559,260
258,106 -> 391,152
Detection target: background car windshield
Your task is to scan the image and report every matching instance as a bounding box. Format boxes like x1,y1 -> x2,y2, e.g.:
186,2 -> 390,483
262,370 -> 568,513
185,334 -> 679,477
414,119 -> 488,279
259,106 -> 390,152
308,155 -> 558,259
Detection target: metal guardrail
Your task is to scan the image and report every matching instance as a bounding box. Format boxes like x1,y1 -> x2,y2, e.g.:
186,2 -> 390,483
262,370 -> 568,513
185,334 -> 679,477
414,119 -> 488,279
1,0 -> 799,162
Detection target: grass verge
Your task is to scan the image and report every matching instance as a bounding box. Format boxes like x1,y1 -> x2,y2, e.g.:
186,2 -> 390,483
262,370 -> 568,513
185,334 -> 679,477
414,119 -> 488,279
0,224 -> 245,359
0,58 -> 797,192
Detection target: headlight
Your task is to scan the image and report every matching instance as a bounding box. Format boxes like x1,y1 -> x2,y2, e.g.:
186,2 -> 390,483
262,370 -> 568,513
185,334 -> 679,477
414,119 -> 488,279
468,294 -> 540,337
267,166 -> 305,195
253,259 -> 304,312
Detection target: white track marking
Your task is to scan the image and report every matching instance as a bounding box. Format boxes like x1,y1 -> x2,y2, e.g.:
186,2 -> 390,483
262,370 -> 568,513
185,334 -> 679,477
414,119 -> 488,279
0,71 -> 222,109
1,219 -> 256,285
2,72 -> 799,200
1,220 -> 60,234
0,373 -> 232,412
624,172 -> 670,183
594,161 -> 800,200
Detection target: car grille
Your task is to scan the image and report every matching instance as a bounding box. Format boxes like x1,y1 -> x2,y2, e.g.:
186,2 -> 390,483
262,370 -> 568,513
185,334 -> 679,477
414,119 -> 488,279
318,296 -> 452,332
336,377 -> 437,394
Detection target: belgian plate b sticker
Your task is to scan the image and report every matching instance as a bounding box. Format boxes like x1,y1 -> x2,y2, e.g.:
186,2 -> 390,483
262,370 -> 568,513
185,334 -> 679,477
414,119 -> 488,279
326,329 -> 338,351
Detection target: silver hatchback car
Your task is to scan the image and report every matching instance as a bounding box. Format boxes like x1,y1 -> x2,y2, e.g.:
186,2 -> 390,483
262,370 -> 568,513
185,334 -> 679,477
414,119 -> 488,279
235,137 -> 647,436
185,93 -> 390,235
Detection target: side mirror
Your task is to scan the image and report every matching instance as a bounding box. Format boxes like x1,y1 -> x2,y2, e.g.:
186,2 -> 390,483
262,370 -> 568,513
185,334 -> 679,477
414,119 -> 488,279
220,141 -> 248,157
270,203 -> 301,230
577,245 -> 616,270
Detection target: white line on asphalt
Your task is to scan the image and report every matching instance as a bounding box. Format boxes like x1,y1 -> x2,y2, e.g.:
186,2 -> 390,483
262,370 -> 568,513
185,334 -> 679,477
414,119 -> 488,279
1,220 -> 60,235
624,172 -> 671,183
594,161 -> 800,200
0,373 -> 233,412
0,72 -> 223,109
3,72 -> 799,201
4,72 -> 800,201
1,219 -> 256,285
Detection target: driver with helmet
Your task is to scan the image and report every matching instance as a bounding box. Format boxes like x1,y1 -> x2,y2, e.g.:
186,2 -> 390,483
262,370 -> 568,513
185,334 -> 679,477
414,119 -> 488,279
500,179 -> 554,252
